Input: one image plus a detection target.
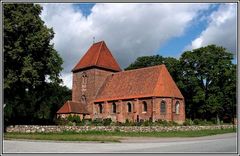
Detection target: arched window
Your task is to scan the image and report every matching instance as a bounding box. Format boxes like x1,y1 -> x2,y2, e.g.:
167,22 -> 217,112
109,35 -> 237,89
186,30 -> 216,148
99,104 -> 103,114
81,95 -> 86,104
175,101 -> 180,114
143,101 -> 147,112
160,101 -> 166,114
82,72 -> 87,84
127,102 -> 132,112
112,103 -> 117,113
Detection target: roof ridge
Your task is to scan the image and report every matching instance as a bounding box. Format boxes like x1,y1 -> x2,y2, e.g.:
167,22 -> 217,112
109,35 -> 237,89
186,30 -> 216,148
95,41 -> 104,65
114,64 -> 164,75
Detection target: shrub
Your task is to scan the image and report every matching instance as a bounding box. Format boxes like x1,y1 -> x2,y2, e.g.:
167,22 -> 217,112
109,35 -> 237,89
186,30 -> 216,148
136,119 -> 144,126
168,121 -> 179,126
103,118 -> 112,126
66,115 -> 81,124
193,119 -> 201,125
155,119 -> 169,126
183,119 -> 193,126
143,120 -> 154,126
84,119 -> 92,126
55,117 -> 68,125
124,119 -> 135,126
67,121 -> 74,126
92,118 -> 103,126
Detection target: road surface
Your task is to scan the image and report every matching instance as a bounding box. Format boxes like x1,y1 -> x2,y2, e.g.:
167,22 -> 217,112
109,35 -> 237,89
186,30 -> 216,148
3,133 -> 237,153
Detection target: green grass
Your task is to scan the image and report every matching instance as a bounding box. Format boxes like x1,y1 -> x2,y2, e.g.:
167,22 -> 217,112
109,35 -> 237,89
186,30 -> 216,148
4,133 -> 121,142
4,128 -> 236,142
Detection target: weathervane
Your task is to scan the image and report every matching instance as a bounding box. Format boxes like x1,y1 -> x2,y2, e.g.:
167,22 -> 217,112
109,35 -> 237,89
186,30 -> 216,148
93,36 -> 95,44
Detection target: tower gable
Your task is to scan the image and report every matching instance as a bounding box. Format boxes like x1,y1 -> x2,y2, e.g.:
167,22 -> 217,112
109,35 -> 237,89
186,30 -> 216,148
72,41 -> 122,72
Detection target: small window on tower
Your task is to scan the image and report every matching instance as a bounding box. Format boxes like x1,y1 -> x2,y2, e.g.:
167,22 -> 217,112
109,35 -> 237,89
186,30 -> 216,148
82,72 -> 87,84
82,72 -> 87,92
81,95 -> 86,104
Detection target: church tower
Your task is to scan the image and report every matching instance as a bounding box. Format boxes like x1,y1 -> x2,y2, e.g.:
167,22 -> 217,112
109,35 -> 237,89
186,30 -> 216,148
71,41 -> 122,116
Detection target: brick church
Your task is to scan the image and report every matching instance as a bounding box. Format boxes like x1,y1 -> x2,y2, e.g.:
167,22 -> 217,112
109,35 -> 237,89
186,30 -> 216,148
57,41 -> 185,123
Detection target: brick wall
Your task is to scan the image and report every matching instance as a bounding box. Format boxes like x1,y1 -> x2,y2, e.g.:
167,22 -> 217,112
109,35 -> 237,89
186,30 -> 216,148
93,97 -> 185,123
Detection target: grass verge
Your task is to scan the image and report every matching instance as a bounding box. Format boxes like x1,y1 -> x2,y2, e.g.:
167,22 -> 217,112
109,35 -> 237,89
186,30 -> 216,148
4,128 -> 236,142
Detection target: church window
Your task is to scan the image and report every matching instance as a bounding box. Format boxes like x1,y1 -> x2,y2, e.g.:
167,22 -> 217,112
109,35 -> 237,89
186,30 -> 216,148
112,103 -> 117,113
160,101 -> 166,114
175,101 -> 180,114
127,102 -> 132,112
99,104 -> 103,114
143,101 -> 147,112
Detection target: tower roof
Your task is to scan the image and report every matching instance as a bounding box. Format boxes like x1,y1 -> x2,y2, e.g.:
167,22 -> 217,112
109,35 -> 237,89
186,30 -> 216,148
95,64 -> 184,102
72,41 -> 122,72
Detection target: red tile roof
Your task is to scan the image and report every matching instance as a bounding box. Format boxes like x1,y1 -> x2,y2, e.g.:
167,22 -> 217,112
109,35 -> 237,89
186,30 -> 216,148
56,101 -> 89,114
72,41 -> 122,72
95,65 -> 183,102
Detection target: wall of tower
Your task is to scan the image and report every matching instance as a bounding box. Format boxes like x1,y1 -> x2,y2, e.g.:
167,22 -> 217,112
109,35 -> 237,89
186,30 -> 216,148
72,68 -> 116,115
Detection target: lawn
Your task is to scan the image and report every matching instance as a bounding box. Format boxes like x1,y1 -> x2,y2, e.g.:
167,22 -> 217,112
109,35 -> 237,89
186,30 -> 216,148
4,128 -> 236,142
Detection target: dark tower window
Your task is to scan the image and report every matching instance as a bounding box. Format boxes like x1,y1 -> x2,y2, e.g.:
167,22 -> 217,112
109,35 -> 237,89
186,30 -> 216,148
99,104 -> 103,114
143,101 -> 147,112
81,72 -> 87,92
160,101 -> 166,114
112,103 -> 117,113
127,102 -> 132,112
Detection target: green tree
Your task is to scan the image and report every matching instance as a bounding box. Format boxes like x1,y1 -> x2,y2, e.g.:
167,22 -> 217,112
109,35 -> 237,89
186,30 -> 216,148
125,45 -> 236,122
179,45 -> 236,121
4,4 -> 69,125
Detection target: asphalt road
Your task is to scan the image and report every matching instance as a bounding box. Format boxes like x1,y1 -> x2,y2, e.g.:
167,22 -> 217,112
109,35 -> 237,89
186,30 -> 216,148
3,133 -> 237,153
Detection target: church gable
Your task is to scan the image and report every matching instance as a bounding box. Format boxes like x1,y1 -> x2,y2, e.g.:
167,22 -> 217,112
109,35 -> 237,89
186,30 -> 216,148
153,64 -> 183,98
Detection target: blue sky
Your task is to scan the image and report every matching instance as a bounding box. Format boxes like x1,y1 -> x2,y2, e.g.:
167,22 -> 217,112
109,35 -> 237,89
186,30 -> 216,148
159,4 -> 220,58
40,3 -> 237,88
73,3 -> 95,17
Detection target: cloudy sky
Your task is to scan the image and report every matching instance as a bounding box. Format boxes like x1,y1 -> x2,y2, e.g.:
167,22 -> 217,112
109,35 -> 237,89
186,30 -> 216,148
39,3 -> 237,89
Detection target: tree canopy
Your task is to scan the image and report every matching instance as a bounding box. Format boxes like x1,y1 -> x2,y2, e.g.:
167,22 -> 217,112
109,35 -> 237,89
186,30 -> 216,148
4,4 -> 71,125
125,45 -> 236,122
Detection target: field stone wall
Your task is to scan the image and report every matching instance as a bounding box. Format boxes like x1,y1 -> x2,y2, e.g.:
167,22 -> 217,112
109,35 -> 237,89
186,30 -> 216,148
6,125 -> 235,133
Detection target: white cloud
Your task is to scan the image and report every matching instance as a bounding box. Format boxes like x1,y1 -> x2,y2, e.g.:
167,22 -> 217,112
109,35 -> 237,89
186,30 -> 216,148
60,73 -> 72,89
187,4 -> 237,53
40,3 -> 211,89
